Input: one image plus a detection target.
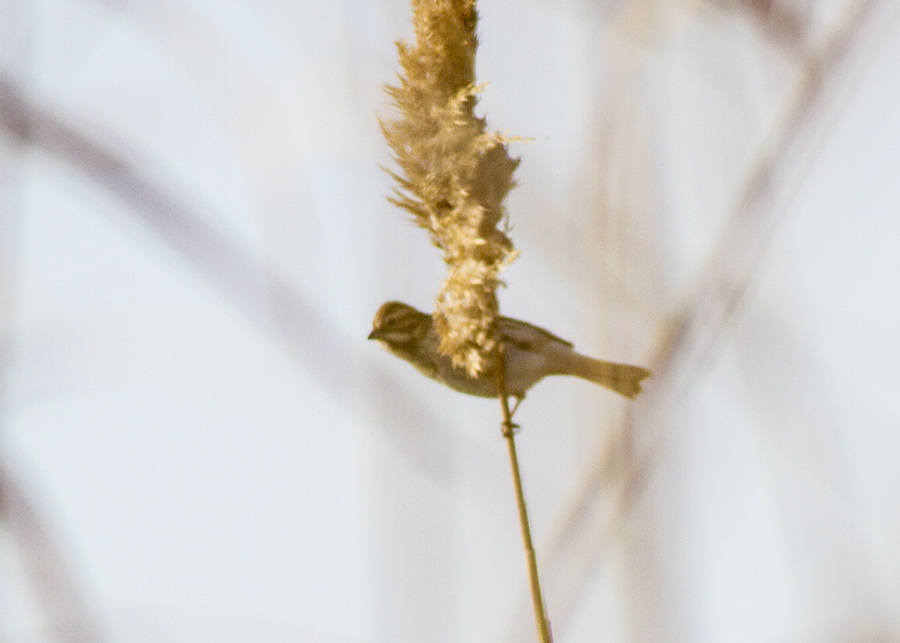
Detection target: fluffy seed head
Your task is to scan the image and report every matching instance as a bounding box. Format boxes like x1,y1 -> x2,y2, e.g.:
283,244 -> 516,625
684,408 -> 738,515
380,0 -> 520,376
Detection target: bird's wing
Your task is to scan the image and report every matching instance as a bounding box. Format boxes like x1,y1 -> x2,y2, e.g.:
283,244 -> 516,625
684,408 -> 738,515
497,316 -> 575,349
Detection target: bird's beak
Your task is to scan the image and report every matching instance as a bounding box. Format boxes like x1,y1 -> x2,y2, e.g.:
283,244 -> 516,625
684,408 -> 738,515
367,329 -> 380,340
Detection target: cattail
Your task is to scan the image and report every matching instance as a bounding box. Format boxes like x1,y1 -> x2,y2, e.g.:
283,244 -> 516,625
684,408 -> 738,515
380,0 -> 520,376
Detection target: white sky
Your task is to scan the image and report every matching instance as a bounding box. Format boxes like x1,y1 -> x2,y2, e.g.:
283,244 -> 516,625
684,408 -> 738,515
1,1 -> 899,642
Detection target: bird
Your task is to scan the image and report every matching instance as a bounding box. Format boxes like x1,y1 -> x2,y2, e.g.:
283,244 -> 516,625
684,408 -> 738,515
368,301 -> 651,400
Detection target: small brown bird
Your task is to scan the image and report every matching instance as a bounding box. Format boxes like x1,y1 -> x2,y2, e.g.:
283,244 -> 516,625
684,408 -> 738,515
368,301 -> 651,399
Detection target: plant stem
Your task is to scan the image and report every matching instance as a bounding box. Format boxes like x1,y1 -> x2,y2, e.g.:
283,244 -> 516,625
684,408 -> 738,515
496,343 -> 554,643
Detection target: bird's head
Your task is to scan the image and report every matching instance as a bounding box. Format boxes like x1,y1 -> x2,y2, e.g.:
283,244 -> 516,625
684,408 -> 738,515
368,301 -> 431,348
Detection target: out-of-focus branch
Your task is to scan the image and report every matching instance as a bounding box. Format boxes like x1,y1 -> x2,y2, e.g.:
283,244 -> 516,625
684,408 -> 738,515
644,0 -> 898,419
0,77 -> 485,482
0,464 -> 105,642
1,69 -> 484,643
503,0 -> 899,638
716,0 -> 812,50
3,86 -> 104,641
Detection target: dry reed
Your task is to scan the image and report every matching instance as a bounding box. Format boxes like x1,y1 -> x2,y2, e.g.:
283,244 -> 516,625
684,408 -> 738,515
380,0 -> 520,377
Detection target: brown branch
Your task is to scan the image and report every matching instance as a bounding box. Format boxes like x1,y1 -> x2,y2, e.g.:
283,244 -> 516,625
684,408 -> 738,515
496,343 -> 554,643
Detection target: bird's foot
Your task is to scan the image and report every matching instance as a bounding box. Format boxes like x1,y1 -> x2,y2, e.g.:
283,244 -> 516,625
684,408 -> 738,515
501,419 -> 520,437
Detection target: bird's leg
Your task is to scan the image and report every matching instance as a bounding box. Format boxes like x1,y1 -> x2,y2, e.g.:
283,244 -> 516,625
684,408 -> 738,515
495,343 -> 519,436
509,395 -> 523,419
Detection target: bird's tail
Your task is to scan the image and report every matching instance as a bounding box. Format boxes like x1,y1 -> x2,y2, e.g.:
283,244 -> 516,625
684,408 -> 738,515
568,354 -> 652,399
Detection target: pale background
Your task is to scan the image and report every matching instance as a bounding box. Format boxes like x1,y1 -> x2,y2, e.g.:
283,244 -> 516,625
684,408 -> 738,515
1,0 -> 899,641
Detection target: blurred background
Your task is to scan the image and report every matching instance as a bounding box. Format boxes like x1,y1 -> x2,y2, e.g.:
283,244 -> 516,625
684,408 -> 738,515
1,0 -> 899,641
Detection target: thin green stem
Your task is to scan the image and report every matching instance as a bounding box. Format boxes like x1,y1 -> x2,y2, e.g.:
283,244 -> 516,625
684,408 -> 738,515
496,343 -> 554,643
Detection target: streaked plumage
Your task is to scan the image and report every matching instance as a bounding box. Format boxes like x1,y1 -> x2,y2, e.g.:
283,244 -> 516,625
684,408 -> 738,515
368,301 -> 651,399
